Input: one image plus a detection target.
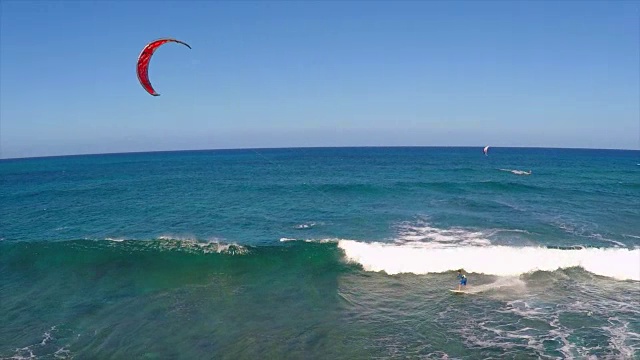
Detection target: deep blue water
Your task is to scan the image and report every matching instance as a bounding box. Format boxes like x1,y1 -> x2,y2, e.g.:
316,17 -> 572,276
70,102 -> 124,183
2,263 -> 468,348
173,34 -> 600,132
1,147 -> 639,359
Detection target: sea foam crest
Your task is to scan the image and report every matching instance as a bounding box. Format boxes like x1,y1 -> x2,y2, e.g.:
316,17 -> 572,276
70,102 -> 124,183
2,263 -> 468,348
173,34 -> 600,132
279,237 -> 340,244
338,240 -> 640,281
155,236 -> 248,255
395,220 -> 494,246
103,236 -> 249,255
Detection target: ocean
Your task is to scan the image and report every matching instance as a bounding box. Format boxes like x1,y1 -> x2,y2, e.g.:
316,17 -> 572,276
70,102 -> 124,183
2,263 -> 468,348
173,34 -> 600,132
1,147 -> 639,359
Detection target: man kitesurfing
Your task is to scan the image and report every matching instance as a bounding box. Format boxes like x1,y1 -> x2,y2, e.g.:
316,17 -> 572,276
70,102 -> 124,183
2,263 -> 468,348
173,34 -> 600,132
483,146 -> 489,156
457,269 -> 468,291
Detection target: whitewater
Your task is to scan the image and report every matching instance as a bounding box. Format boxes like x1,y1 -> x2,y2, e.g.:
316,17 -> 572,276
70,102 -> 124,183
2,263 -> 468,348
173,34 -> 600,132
339,240 -> 640,281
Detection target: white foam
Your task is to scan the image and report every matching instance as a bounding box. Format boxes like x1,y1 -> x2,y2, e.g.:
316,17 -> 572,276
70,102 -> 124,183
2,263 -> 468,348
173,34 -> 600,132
597,237 -> 627,248
158,235 -> 198,242
4,326 -> 61,360
338,240 -> 640,281
40,326 -> 55,346
158,237 -> 248,255
395,221 -> 493,247
499,168 -> 532,175
602,317 -> 639,358
279,237 -> 339,244
464,277 -> 527,294
7,347 -> 36,359
294,222 -> 317,230
53,348 -> 71,359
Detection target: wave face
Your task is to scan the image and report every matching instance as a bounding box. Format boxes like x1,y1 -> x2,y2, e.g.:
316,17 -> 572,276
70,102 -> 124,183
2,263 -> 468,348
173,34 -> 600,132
2,236 -> 638,282
0,238 -> 349,292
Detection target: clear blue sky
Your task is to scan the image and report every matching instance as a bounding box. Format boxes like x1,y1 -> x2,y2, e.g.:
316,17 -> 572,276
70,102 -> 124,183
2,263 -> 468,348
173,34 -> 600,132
1,1 -> 638,158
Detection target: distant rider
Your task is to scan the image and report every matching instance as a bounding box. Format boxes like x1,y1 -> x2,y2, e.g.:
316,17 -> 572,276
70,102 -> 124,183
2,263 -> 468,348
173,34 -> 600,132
457,269 -> 467,291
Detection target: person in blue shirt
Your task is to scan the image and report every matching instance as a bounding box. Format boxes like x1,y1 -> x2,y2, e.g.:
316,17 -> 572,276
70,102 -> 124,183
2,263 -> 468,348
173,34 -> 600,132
457,269 -> 467,291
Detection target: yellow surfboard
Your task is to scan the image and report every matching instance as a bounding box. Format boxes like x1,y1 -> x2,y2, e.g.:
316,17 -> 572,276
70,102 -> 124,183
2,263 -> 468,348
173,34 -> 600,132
449,289 -> 468,294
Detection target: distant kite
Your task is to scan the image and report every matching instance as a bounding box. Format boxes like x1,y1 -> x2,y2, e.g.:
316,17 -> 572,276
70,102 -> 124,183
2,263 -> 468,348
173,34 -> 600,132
136,38 -> 191,96
483,146 -> 490,156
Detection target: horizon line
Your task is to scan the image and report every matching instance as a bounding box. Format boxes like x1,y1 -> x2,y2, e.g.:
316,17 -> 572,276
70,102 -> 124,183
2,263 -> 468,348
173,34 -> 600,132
1,144 -> 638,161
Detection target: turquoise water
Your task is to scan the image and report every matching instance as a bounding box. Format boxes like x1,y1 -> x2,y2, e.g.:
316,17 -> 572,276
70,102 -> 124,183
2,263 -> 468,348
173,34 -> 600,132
1,147 -> 639,359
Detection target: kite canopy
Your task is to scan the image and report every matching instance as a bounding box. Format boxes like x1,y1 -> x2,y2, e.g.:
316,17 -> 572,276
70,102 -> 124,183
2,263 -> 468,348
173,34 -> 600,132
136,38 -> 191,96
483,146 -> 490,155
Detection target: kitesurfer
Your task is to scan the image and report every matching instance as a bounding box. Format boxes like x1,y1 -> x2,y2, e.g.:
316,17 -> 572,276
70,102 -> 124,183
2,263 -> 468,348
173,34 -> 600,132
457,269 -> 467,291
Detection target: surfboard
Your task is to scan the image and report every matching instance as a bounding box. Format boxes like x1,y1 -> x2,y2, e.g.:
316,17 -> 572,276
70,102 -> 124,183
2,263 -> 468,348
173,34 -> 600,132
449,289 -> 468,294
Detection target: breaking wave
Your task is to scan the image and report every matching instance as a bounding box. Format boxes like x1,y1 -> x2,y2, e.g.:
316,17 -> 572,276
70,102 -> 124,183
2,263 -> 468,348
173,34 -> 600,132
338,240 -> 640,281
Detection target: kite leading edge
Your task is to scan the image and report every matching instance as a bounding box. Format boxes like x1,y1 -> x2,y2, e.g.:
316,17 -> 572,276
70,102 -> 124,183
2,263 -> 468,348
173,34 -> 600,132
136,38 -> 191,96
